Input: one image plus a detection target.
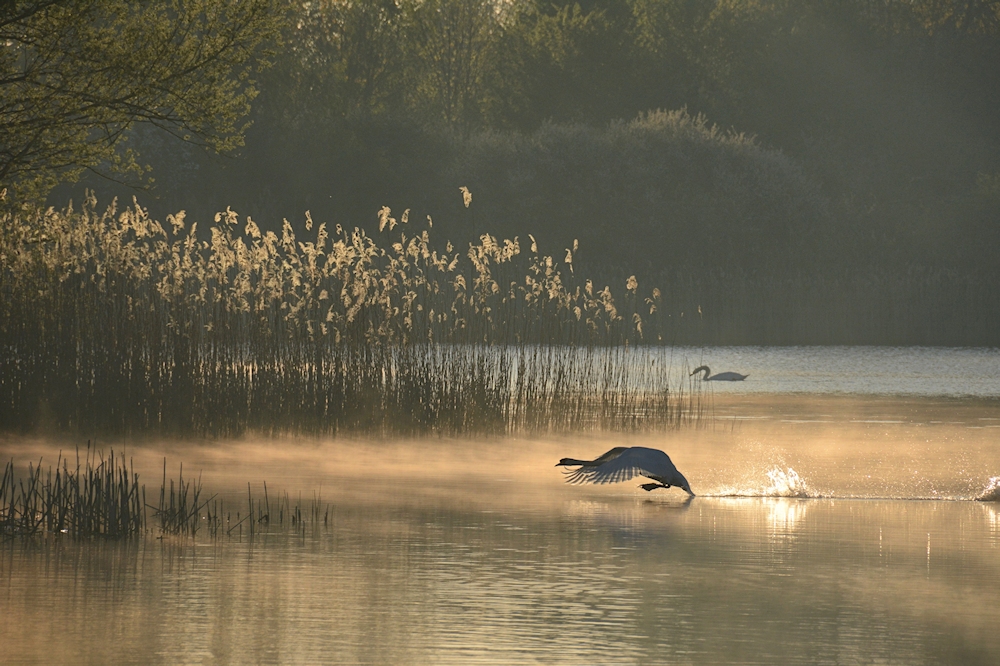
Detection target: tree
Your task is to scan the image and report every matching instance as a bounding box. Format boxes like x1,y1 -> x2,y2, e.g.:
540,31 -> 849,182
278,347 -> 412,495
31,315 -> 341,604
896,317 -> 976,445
403,0 -> 505,124
0,0 -> 283,201
504,1 -> 642,126
260,0 -> 405,125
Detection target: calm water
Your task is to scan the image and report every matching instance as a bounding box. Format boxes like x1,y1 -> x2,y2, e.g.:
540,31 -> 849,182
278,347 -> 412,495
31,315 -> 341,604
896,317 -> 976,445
671,345 -> 1000,397
3,346 -> 1000,665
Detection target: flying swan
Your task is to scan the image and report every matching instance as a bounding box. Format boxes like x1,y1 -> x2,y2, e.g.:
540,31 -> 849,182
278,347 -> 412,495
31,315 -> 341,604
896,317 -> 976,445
556,446 -> 694,495
690,365 -> 747,381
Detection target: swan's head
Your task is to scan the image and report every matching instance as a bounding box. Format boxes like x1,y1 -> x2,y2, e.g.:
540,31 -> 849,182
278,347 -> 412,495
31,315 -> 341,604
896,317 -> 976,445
690,365 -> 709,378
674,471 -> 694,496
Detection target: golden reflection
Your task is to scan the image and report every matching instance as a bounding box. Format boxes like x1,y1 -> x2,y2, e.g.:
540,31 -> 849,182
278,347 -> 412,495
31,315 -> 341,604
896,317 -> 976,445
766,498 -> 810,535
565,500 -> 612,517
982,502 -> 1000,536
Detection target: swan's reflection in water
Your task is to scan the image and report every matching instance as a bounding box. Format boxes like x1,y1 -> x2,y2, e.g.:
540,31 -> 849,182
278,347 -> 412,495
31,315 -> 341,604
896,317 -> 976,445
565,496 -> 694,521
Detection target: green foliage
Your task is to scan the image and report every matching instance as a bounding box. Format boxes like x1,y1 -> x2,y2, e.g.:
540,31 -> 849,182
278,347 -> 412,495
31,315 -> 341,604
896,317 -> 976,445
0,0 -> 283,202
404,0 -> 505,124
261,0 -> 405,124
447,108 -> 830,275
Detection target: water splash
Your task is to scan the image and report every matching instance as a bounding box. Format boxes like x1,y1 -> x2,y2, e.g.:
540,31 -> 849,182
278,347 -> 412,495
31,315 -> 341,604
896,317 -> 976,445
976,477 -> 1000,502
765,468 -> 814,497
714,466 -> 819,498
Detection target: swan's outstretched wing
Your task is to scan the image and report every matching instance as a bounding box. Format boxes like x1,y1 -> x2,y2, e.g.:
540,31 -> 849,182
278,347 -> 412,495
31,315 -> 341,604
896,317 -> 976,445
588,446 -> 630,465
557,446 -> 629,467
562,447 -> 667,485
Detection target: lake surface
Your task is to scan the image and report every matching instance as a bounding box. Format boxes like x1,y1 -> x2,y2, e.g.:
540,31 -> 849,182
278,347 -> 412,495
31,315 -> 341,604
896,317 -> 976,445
2,346 -> 1000,664
624,345 -> 1000,397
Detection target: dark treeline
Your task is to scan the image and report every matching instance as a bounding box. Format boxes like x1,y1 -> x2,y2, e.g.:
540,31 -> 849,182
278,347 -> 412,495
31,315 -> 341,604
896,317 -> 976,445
63,0 -> 1000,345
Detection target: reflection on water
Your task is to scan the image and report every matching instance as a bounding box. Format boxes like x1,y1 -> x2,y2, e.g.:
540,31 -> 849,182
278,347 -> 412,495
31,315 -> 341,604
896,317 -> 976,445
3,496 -> 1000,664
2,390 -> 1000,664
766,497 -> 810,534
984,503 -> 1000,533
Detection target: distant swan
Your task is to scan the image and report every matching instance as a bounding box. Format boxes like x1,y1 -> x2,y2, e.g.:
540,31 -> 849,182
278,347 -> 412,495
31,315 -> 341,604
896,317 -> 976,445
691,365 -> 747,381
556,446 -> 694,495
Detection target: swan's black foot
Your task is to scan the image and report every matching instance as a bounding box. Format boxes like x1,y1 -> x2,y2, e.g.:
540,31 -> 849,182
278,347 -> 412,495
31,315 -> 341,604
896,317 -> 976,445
640,482 -> 669,492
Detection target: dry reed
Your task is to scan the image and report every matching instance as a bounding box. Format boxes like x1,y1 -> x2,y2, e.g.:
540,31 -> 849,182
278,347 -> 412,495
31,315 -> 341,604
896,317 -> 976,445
0,196 -> 699,436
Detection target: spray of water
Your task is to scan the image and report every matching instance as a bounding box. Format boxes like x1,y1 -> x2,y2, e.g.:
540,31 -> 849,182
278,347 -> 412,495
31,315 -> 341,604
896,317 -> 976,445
976,477 -> 1000,502
764,468 -> 814,497
712,466 -> 820,498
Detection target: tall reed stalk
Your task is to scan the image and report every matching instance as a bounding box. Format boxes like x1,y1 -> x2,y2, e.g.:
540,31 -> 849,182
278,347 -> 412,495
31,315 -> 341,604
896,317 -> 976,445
150,459 -> 213,536
0,446 -> 322,541
0,442 -> 143,538
0,197 -> 696,436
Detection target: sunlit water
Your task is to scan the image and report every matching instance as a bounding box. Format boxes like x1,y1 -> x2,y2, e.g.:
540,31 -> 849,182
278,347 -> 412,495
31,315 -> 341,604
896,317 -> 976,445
3,346 -> 1000,664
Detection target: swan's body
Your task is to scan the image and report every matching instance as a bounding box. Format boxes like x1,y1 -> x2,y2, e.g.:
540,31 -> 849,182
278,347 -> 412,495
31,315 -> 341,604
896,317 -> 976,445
556,446 -> 694,495
691,365 -> 747,381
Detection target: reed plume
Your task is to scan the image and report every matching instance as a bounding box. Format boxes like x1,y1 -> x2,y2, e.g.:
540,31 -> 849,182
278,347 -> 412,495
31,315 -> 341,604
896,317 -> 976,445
0,196 -> 696,436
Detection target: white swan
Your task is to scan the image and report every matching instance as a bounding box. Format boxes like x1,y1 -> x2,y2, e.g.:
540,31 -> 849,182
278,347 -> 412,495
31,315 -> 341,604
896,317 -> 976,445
691,365 -> 747,381
556,446 -> 694,495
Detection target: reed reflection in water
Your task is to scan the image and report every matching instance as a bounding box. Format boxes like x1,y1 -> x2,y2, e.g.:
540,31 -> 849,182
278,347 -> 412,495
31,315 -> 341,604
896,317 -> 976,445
2,495 -> 999,664
2,396 -> 1000,664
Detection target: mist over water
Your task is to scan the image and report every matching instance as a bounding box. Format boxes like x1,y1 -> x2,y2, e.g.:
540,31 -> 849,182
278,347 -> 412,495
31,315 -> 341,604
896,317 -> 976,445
2,347 -> 1000,664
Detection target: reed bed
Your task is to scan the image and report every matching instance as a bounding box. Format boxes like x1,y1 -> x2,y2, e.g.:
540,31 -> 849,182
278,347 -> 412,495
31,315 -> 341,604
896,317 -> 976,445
151,459 -> 214,536
0,445 -> 333,541
0,196 -> 698,436
200,484 -> 330,540
0,442 -> 143,538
